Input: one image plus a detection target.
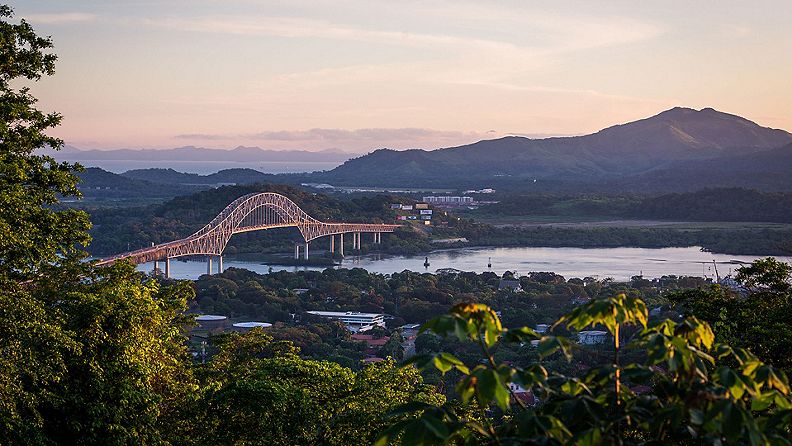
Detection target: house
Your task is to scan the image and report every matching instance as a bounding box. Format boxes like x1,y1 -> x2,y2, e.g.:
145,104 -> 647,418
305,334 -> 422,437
570,295 -> 591,306
577,330 -> 609,345
351,333 -> 391,355
507,383 -> 538,406
535,324 -> 550,334
498,279 -> 523,292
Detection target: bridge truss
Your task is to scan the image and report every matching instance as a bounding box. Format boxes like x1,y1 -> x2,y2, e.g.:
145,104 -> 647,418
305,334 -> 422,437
96,192 -> 399,267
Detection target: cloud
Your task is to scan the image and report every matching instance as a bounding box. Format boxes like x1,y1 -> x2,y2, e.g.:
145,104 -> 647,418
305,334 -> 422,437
143,16 -> 521,54
245,128 -> 484,142
174,133 -> 232,140
171,128 -> 500,151
143,10 -> 662,57
23,13 -> 98,24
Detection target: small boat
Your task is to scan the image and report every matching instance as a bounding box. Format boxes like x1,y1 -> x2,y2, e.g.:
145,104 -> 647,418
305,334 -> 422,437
424,257 -> 430,268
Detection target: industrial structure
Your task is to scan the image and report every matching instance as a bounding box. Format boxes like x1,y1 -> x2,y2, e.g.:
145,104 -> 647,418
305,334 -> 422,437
96,192 -> 399,277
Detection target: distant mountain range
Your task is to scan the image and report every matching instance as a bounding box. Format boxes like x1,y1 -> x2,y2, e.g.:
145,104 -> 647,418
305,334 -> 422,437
314,107 -> 792,190
71,107 -> 792,195
54,145 -> 351,163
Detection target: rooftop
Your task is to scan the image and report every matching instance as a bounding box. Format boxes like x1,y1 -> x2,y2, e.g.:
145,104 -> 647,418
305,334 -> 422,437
307,311 -> 384,318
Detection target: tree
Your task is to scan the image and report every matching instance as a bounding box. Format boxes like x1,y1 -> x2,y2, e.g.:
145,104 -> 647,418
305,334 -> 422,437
735,257 -> 791,294
671,257 -> 792,375
0,5 -> 90,284
0,9 -> 197,444
379,296 -> 792,444
196,329 -> 443,445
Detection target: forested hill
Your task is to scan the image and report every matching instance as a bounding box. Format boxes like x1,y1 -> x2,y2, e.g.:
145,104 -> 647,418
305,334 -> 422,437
120,168 -> 282,185
474,188 -> 792,224
313,107 -> 792,188
601,143 -> 792,193
87,184 -> 409,255
634,188 -> 792,222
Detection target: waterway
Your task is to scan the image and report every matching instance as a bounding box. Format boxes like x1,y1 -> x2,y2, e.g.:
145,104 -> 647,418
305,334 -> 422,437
135,246 -> 790,282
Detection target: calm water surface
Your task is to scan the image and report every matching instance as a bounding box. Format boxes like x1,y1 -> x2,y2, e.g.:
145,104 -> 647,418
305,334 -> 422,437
135,246 -> 790,281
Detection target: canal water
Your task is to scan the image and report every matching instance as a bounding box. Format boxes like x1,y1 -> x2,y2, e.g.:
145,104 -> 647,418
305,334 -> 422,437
135,246 -> 790,282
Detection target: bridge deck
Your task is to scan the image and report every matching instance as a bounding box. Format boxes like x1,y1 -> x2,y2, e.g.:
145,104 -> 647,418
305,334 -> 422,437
96,192 -> 401,266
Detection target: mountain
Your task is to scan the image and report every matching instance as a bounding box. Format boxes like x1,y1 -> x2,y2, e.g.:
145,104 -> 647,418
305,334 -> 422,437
604,142 -> 792,193
53,145 -> 351,163
75,168 -> 205,202
316,107 -> 792,187
121,168 -> 281,185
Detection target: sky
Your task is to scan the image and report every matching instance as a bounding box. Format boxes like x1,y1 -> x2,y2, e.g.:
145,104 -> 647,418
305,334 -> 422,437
12,0 -> 792,152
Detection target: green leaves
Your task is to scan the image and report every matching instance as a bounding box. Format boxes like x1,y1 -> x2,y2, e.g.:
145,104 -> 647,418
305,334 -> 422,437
433,353 -> 470,375
399,291 -> 792,445
0,6 -> 90,284
557,293 -> 647,336
422,303 -> 503,347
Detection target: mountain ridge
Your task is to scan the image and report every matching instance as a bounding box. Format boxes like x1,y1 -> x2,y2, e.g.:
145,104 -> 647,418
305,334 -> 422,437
317,107 -> 792,186
50,145 -> 352,163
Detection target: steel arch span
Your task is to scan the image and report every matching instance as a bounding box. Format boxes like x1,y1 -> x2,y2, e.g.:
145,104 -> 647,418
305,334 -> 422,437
95,192 -> 399,266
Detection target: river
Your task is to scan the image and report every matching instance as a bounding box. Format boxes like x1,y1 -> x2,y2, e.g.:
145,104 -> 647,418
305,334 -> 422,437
134,246 -> 790,282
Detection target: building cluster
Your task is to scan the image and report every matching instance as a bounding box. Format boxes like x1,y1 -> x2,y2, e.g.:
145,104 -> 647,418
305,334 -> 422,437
421,195 -> 499,209
391,202 -> 433,225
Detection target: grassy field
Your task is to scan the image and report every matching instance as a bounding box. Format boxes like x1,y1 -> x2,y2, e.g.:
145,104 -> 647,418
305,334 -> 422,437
457,212 -> 792,231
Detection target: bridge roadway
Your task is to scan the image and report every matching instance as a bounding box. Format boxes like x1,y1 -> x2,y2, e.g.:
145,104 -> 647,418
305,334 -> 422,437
95,192 -> 400,277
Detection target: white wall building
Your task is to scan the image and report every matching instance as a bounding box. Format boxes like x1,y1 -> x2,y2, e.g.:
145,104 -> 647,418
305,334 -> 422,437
307,311 -> 386,333
422,196 -> 474,205
577,330 -> 609,345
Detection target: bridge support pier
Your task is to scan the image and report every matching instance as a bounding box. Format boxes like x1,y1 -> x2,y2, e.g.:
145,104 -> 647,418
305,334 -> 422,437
154,260 -> 159,275
340,233 -> 344,257
304,242 -> 309,260
330,235 -> 335,254
294,244 -> 300,260
218,255 -> 223,273
206,256 -> 213,275
165,257 -> 170,278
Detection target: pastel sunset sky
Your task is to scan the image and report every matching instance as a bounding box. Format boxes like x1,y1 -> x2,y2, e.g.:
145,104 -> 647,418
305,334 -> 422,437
13,0 -> 792,152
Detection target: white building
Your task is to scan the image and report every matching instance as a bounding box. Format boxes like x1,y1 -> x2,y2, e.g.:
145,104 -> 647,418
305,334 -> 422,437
577,330 -> 609,345
535,324 -> 550,334
307,311 -> 386,333
422,196 -> 474,205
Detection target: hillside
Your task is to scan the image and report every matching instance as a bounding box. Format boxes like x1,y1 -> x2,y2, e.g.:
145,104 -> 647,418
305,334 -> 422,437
75,168 -> 204,203
121,168 -> 282,185
315,107 -> 792,188
604,143 -> 792,193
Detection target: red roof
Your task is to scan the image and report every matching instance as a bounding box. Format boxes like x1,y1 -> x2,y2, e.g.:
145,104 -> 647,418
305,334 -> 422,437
514,391 -> 537,406
352,334 -> 390,346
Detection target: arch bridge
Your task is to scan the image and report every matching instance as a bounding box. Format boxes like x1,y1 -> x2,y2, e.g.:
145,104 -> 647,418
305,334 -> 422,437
96,192 -> 400,277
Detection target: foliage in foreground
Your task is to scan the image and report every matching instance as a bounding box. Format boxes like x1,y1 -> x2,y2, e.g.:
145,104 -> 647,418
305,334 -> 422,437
380,295 -> 792,445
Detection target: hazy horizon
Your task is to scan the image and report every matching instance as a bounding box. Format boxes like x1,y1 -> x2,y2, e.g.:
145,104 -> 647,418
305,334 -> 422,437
13,0 -> 792,152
